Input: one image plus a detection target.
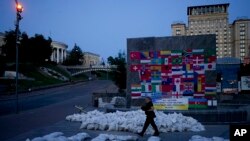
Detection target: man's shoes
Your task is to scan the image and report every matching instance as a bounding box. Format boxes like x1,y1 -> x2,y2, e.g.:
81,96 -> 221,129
153,132 -> 160,136
136,132 -> 143,137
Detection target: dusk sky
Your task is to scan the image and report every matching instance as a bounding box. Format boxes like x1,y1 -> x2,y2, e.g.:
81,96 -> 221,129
1,0 -> 250,60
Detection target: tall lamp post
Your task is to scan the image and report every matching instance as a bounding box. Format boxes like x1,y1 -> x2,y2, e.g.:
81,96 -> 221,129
15,0 -> 23,114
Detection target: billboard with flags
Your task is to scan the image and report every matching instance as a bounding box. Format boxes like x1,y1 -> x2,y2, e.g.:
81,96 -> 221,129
127,35 -> 216,110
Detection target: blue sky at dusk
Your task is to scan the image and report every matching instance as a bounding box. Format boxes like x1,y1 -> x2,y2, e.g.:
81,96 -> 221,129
1,0 -> 250,60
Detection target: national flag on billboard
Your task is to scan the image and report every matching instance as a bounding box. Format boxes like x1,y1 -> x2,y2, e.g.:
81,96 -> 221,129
206,55 -> 216,63
151,71 -> 161,80
204,63 -> 216,70
172,65 -> 183,72
193,55 -> 204,64
188,98 -> 207,109
171,92 -> 182,98
140,51 -> 150,59
163,57 -> 172,65
152,84 -> 161,93
140,59 -> 151,64
162,78 -> 172,85
140,70 -> 151,82
183,63 -> 193,71
160,50 -> 171,57
151,58 -> 163,65
150,65 -> 161,71
182,71 -> 194,78
192,49 -> 204,54
162,85 -> 172,93
183,48 -> 192,55
183,82 -> 194,96
171,50 -> 182,56
205,84 -> 217,95
182,78 -> 193,82
130,51 -> 141,60
193,92 -> 205,98
161,65 -> 171,71
141,82 -> 152,92
131,84 -> 141,98
149,51 -> 160,58
130,65 -> 142,72
173,77 -> 181,92
172,56 -> 182,65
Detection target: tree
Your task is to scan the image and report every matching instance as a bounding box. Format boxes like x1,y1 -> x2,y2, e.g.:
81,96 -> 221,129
1,30 -> 52,64
63,43 -> 84,65
29,34 -> 52,64
2,30 -> 17,62
108,51 -> 127,91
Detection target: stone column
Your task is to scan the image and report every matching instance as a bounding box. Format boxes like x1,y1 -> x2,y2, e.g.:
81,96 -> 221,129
64,50 -> 66,61
57,48 -> 59,63
61,49 -> 64,63
50,50 -> 53,61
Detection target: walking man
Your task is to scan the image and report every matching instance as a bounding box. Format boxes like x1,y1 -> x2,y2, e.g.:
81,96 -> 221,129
138,97 -> 159,137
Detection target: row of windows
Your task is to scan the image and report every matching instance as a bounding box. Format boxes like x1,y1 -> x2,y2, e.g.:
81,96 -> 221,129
240,49 -> 245,52
190,6 -> 227,15
240,53 -> 246,57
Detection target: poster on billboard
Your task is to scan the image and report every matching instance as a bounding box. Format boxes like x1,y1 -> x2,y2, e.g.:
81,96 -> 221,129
216,82 -> 221,92
241,76 -> 250,90
153,98 -> 189,110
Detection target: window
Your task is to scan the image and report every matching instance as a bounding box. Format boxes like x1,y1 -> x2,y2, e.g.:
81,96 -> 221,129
240,23 -> 245,28
240,40 -> 245,44
240,49 -> 245,52
240,36 -> 245,39
240,32 -> 245,35
240,44 -> 245,48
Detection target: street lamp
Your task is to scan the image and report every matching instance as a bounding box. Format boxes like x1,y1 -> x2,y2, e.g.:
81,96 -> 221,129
15,0 -> 23,114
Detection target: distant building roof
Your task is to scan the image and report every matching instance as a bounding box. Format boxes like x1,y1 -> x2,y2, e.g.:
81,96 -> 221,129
217,57 -> 241,64
171,22 -> 186,27
187,3 -> 229,15
51,41 -> 68,48
232,18 -> 250,25
84,52 -> 100,57
188,3 -> 229,9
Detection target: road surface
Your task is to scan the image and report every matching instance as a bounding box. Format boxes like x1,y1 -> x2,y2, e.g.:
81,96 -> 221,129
0,80 -> 113,141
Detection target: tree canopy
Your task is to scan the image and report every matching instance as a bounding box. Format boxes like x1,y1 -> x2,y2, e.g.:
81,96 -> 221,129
63,43 -> 84,66
1,30 -> 52,64
107,51 -> 127,90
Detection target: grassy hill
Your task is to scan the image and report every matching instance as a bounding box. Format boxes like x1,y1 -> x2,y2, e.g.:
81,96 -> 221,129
0,63 -> 88,94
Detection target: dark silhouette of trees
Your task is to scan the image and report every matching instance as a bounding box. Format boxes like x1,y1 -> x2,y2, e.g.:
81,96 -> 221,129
29,34 -> 52,64
63,43 -> 84,65
107,51 -> 127,90
1,30 -> 52,64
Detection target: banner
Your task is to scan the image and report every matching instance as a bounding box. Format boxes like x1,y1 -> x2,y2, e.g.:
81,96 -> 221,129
153,98 -> 188,110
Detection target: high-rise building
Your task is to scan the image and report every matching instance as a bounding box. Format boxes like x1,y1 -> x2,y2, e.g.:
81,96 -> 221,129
232,18 -> 250,60
171,3 -> 250,60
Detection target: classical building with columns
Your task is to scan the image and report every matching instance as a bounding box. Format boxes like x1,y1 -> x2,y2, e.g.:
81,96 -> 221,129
83,52 -> 100,67
51,41 -> 68,63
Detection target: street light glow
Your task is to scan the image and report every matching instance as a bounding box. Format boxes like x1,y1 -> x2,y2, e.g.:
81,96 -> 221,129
16,3 -> 23,13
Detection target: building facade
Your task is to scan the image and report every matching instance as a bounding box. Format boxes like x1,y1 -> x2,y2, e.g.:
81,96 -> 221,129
51,41 -> 68,63
232,19 -> 250,59
83,52 -> 100,67
171,3 -> 250,60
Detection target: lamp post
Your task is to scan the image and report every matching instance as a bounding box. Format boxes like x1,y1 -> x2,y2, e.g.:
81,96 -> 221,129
15,0 -> 23,114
